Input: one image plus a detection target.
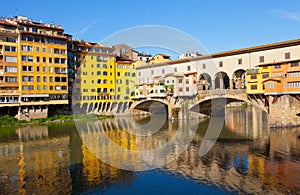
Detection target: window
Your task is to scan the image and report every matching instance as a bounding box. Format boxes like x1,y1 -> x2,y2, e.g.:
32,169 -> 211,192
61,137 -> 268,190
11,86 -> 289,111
21,45 -> 27,51
162,69 -> 165,74
262,73 -> 269,78
186,87 -> 189,92
179,87 -> 183,92
43,86 -> 47,90
251,85 -> 257,90
5,46 -> 16,52
151,70 -> 154,75
37,85 -> 41,90
27,46 -> 33,52
49,67 -> 53,73
267,82 -> 274,88
187,66 -> 191,71
186,79 -> 189,84
49,77 -> 53,82
174,67 -> 177,72
54,58 -> 60,63
42,47 -> 46,53
219,61 -> 223,67
5,77 -> 17,82
37,66 -> 40,72
43,57 -> 46,63
27,56 -> 33,62
48,48 -> 52,54
274,64 -> 281,69
250,75 -> 257,79
238,58 -> 242,65
36,47 -> 40,52
97,71 -> 101,75
43,76 -> 47,82
36,56 -> 40,62
54,49 -> 59,54
202,64 -> 206,69
5,66 -> 17,73
5,56 -> 17,62
284,83 -> 288,88
43,67 -> 46,72
179,79 -> 183,83
291,62 -> 299,67
37,76 -> 40,82
259,56 -> 264,63
285,52 -> 291,59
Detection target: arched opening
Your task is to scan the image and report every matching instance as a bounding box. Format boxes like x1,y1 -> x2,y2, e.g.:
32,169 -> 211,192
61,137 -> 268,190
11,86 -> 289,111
214,72 -> 230,89
94,102 -> 98,111
98,102 -> 102,112
232,69 -> 246,89
198,73 -> 212,90
81,103 -> 88,114
133,100 -> 169,116
106,102 -> 111,112
87,103 -> 94,113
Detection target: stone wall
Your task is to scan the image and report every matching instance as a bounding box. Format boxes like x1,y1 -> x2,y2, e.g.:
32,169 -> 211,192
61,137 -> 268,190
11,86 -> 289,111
269,95 -> 300,127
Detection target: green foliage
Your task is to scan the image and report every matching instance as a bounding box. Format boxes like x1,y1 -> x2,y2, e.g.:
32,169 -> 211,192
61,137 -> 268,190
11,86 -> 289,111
241,102 -> 252,108
0,114 -> 114,127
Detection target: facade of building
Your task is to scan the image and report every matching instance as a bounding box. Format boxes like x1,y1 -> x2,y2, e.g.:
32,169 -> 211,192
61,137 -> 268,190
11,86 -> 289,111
134,39 -> 300,101
0,16 -> 69,119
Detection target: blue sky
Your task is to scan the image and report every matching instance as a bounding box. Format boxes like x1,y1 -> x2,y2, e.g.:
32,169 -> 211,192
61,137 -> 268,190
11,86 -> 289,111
2,0 -> 300,56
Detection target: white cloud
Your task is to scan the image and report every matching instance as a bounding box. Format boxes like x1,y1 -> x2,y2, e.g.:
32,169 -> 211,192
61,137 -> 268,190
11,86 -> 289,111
72,20 -> 99,36
270,10 -> 300,22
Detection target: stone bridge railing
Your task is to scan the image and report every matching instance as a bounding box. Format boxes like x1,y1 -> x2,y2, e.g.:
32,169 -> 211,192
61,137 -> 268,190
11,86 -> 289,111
197,89 -> 247,96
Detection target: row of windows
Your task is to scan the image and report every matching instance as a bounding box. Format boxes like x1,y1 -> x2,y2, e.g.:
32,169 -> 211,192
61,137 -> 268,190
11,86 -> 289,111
22,85 -> 67,91
4,46 -> 17,52
21,45 -> 66,54
22,76 -> 67,82
83,63 -> 108,68
117,64 -> 131,69
21,55 -> 66,64
18,26 -> 63,36
250,82 -> 300,90
20,36 -> 66,45
22,66 -> 67,73
88,48 -> 114,54
77,95 -> 130,101
290,72 -> 300,77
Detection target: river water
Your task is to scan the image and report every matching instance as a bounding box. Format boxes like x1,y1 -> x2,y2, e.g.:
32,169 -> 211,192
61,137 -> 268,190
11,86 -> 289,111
0,107 -> 299,194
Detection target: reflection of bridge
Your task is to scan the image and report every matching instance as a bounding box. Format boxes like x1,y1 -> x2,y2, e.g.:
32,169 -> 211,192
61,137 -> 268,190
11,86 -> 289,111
130,89 -> 300,127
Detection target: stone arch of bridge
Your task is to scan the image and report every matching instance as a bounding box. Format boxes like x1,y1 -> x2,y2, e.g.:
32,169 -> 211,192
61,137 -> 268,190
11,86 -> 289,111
189,96 -> 268,115
132,99 -> 170,115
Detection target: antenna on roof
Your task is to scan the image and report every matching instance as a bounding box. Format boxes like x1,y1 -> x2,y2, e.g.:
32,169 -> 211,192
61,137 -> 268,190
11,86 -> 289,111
15,8 -> 19,16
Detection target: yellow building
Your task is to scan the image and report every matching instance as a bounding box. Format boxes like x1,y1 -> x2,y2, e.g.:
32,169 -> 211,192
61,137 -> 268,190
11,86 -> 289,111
0,19 -> 19,106
115,57 -> 136,103
246,66 -> 272,94
0,16 -> 69,119
73,42 -> 117,112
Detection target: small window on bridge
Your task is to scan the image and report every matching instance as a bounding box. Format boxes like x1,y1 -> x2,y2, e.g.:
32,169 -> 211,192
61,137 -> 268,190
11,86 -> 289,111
251,85 -> 257,90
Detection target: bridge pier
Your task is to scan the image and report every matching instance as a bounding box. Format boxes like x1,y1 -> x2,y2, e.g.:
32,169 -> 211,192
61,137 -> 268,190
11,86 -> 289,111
268,95 -> 300,127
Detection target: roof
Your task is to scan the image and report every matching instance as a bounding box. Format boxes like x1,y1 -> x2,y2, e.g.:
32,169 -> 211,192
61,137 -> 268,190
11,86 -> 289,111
136,38 -> 300,70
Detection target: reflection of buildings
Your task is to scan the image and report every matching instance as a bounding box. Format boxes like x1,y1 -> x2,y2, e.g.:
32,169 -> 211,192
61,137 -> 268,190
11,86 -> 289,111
0,111 -> 299,194
225,107 -> 269,139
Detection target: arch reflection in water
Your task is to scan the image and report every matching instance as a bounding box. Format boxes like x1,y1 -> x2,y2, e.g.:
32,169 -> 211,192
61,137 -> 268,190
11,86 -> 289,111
76,116 -> 199,171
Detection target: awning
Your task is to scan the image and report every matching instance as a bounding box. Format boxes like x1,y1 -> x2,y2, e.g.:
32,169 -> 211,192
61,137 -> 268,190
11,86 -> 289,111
21,94 -> 49,98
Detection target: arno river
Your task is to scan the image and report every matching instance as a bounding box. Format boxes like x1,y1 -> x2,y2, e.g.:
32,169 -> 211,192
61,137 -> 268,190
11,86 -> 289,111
0,107 -> 299,194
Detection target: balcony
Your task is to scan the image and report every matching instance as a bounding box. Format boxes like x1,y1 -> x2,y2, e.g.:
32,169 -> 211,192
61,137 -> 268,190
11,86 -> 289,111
0,82 -> 18,87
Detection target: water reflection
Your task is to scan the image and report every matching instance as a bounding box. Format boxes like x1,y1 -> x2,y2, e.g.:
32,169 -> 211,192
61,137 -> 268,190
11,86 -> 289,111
0,108 -> 299,194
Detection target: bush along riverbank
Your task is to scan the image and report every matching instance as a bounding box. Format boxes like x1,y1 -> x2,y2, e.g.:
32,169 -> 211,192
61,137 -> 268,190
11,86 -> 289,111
0,114 -> 114,127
